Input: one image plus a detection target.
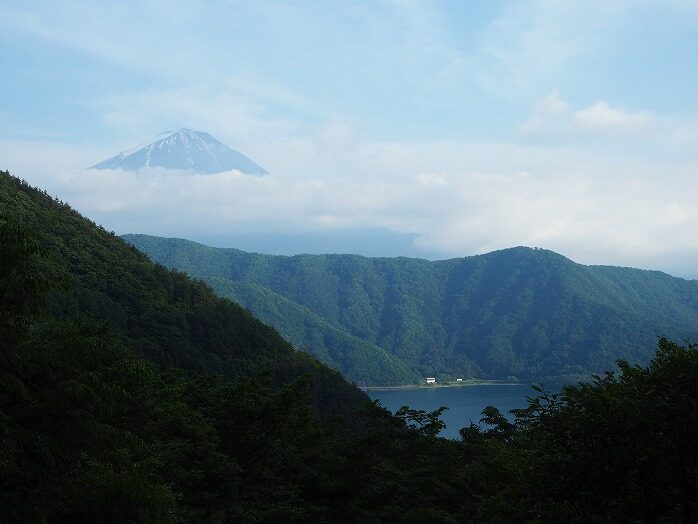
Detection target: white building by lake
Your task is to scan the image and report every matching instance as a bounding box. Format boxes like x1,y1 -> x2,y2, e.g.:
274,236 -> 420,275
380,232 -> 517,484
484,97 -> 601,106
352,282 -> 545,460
426,377 -> 436,384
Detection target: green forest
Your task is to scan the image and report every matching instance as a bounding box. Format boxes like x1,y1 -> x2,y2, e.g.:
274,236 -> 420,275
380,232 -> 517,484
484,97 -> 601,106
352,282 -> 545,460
1,170 -> 697,522
125,234 -> 698,386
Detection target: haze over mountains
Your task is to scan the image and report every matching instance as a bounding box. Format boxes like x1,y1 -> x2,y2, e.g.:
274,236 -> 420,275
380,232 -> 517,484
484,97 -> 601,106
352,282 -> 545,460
125,234 -> 698,386
90,128 -> 267,175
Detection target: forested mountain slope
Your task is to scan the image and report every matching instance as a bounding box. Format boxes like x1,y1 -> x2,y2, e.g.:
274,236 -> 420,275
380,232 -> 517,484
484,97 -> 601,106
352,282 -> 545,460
209,278 -> 419,385
0,170 -> 435,521
2,170 -> 696,522
126,234 -> 698,384
0,171 -> 366,416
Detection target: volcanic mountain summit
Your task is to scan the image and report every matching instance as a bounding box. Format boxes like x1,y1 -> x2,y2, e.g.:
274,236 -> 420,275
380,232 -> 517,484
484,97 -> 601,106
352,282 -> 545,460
90,128 -> 268,175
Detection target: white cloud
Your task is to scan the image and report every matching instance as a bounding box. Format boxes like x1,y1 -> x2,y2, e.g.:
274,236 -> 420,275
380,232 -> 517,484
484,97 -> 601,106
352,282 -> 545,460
92,86 -> 302,149
573,101 -> 652,132
520,92 -> 698,149
415,172 -> 448,187
0,139 -> 109,178
4,131 -> 698,278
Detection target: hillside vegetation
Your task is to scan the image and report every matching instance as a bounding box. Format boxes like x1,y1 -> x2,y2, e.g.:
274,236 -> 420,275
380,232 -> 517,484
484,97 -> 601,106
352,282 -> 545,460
2,170 -> 696,522
0,172 -> 366,416
210,278 -> 419,385
125,234 -> 698,385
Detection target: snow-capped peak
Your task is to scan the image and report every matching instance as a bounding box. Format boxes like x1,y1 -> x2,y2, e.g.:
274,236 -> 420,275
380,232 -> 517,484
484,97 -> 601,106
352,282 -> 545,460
90,129 -> 268,175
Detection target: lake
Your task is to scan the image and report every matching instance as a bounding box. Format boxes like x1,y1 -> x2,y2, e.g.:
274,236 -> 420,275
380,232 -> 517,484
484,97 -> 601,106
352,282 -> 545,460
366,384 -> 533,439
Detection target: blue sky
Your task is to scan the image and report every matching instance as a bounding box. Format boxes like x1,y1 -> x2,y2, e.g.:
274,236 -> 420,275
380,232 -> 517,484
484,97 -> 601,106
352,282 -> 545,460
1,1 -> 698,276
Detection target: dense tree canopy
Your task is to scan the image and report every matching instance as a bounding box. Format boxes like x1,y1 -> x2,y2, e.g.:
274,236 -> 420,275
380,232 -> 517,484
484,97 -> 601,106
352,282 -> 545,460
2,171 -> 696,522
126,234 -> 698,385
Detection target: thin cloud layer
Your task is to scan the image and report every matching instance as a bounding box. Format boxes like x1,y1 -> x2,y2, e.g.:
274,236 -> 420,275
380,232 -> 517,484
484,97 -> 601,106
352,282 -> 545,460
2,1 -> 697,279
3,129 -> 697,279
521,93 -> 698,149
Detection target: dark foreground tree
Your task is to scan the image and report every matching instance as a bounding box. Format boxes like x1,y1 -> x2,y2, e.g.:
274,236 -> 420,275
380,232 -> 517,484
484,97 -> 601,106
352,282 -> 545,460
464,338 -> 698,523
2,171 -> 696,522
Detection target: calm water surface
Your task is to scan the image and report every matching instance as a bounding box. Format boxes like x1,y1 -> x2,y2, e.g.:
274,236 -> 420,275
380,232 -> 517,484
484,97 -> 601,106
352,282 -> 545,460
367,384 -> 533,439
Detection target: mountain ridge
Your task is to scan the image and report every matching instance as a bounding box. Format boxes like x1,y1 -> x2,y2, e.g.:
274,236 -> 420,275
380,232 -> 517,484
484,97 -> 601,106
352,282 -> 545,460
124,234 -> 698,385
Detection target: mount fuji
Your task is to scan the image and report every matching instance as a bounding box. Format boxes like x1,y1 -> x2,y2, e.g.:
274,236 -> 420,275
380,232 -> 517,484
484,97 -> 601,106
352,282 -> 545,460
90,128 -> 268,175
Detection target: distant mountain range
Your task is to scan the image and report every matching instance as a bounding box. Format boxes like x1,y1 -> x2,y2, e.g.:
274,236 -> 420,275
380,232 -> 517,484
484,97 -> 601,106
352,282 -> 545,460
90,128 -> 267,175
125,234 -> 698,386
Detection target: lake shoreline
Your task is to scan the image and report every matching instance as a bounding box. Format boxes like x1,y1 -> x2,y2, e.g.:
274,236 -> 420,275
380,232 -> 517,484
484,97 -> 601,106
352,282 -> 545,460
361,380 -> 522,392
366,384 -> 533,439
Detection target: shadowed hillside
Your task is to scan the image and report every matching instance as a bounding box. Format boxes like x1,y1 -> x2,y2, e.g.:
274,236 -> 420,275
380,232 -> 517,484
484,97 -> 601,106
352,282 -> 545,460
0,171 -> 367,416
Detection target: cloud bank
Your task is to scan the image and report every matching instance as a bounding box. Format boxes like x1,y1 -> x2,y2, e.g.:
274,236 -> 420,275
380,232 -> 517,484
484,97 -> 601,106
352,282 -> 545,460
521,92 -> 698,149
2,1 -> 697,278
3,114 -> 697,279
